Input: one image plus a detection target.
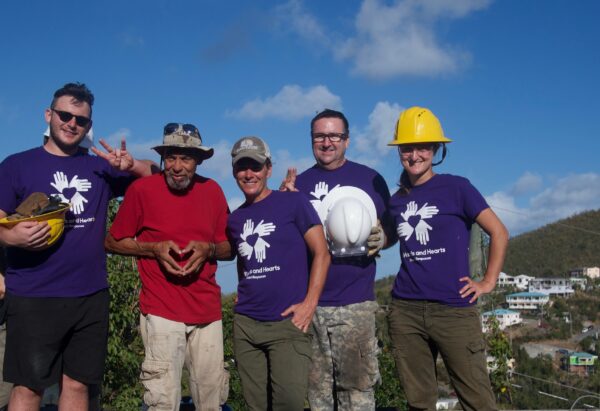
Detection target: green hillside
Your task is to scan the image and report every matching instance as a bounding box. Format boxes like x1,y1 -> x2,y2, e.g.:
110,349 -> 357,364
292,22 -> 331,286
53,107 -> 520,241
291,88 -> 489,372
503,208 -> 600,276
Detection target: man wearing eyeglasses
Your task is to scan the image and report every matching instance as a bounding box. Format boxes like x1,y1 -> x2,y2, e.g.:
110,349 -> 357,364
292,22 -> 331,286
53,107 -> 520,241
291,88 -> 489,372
281,109 -> 394,411
0,82 -> 155,411
105,123 -> 232,411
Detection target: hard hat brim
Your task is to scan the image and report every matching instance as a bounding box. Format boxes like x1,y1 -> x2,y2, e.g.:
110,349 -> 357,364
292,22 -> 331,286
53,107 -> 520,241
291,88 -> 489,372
388,137 -> 452,146
0,203 -> 70,226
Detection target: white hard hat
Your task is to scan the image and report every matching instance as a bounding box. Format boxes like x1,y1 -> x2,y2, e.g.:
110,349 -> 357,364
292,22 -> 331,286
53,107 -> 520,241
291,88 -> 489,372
324,193 -> 375,257
44,126 -> 94,149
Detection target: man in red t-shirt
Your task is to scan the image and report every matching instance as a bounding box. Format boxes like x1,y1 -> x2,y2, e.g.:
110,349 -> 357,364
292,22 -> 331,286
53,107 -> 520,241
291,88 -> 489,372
105,123 -> 232,411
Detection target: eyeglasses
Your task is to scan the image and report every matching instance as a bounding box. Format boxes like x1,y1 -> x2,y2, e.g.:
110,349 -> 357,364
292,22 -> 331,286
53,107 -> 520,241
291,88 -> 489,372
398,144 -> 434,157
164,123 -> 200,138
52,109 -> 91,127
311,132 -> 348,143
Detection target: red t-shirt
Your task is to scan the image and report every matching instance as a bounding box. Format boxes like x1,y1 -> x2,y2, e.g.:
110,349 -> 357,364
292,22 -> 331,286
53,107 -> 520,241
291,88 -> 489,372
110,173 -> 229,324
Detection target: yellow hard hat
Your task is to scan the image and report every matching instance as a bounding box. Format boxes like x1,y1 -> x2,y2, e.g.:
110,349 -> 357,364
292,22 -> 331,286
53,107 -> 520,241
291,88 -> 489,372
388,106 -> 452,146
0,203 -> 70,250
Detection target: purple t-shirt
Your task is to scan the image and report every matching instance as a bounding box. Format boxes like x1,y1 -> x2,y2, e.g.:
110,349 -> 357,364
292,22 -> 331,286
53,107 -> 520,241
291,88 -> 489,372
390,174 -> 488,307
228,191 -> 321,321
0,147 -> 132,297
295,160 -> 390,307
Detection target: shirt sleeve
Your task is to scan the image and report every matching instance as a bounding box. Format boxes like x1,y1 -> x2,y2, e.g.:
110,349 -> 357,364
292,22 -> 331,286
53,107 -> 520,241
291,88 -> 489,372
98,159 -> 136,199
294,193 -> 322,235
459,177 -> 489,221
211,181 -> 230,244
109,181 -> 144,240
0,156 -> 19,214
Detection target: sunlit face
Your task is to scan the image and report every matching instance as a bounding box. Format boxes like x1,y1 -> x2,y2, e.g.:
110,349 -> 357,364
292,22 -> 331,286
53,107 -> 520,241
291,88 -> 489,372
311,117 -> 349,170
399,143 -> 436,182
233,158 -> 272,202
44,96 -> 92,154
163,151 -> 198,191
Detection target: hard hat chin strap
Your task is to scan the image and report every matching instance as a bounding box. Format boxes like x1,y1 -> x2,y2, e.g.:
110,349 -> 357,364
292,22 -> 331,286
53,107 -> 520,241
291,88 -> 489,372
432,143 -> 447,166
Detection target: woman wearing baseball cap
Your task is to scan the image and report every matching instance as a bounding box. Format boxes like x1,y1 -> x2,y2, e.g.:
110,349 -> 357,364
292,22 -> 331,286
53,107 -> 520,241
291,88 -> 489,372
227,136 -> 330,411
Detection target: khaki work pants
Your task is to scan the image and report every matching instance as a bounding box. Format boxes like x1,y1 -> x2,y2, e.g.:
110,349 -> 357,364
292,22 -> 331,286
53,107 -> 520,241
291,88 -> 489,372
140,314 -> 228,411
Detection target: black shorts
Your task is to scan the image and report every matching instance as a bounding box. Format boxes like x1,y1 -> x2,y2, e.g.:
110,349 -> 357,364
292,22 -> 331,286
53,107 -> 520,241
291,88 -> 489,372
3,289 -> 109,391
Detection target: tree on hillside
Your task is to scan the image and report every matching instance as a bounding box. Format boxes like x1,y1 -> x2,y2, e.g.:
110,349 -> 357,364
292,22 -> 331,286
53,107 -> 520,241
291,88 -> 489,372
485,316 -> 513,404
103,199 -> 144,410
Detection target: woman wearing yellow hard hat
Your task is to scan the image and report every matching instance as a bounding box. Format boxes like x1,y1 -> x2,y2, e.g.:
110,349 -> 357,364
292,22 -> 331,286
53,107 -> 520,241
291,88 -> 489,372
386,107 -> 508,410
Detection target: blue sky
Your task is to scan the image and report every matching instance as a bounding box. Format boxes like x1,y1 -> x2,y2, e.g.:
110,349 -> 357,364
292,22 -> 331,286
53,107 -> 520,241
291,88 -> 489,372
1,0 -> 599,293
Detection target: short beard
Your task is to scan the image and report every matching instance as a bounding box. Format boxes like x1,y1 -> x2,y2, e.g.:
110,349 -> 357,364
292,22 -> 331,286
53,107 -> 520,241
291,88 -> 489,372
165,173 -> 192,191
49,124 -> 84,154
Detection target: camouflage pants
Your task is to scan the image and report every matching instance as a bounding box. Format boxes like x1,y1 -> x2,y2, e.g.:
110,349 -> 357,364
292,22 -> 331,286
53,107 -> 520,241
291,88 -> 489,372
308,301 -> 380,411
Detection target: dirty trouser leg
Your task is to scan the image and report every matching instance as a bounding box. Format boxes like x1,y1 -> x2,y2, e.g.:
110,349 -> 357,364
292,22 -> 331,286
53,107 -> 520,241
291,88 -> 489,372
185,320 -> 228,411
428,304 -> 497,411
388,299 -> 438,411
140,314 -> 186,411
309,301 -> 380,411
308,307 -> 335,410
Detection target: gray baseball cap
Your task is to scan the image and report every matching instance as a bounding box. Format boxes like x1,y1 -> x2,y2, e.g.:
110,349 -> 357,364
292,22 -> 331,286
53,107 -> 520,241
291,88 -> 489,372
231,136 -> 271,165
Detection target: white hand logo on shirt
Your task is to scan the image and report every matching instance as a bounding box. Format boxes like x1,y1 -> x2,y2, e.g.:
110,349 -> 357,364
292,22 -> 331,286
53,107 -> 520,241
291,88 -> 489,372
50,171 -> 92,215
397,201 -> 438,245
309,181 -> 340,223
238,218 -> 277,264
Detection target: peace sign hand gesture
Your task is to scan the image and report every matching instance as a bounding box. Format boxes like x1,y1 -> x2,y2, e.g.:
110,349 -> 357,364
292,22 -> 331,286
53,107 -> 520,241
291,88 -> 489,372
91,138 -> 134,171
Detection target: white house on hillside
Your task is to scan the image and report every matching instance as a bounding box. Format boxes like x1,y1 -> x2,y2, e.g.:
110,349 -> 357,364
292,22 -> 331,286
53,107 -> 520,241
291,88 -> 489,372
482,309 -> 522,332
514,274 -> 534,290
528,277 -> 574,296
506,292 -> 549,310
497,272 -> 534,290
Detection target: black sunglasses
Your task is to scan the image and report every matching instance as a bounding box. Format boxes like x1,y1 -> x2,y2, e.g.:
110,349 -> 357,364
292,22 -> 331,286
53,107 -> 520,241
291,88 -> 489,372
52,109 -> 91,127
163,123 -> 200,137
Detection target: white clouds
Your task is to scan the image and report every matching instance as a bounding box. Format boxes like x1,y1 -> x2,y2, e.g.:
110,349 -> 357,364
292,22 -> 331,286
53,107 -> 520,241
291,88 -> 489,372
349,101 -> 403,167
227,85 -> 342,120
485,172 -> 600,235
510,171 -> 543,196
277,0 -> 491,79
201,140 -> 236,180
274,0 -> 329,45
271,149 -> 315,182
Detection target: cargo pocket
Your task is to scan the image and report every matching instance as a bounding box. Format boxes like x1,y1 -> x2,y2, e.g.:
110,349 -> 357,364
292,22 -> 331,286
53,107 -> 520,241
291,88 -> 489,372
140,359 -> 170,407
466,338 -> 489,381
339,337 -> 380,391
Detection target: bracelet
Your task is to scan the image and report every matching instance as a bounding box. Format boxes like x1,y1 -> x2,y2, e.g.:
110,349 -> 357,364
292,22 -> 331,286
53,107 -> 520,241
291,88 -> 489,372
208,242 -> 216,260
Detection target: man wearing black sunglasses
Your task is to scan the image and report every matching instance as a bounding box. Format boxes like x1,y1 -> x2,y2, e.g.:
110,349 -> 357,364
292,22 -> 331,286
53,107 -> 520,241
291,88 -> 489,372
0,82 -> 155,411
105,123 -> 232,411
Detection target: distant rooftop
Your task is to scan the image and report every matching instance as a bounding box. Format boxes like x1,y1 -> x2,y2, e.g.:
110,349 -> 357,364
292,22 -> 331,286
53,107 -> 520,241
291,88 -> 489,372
507,291 -> 548,297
